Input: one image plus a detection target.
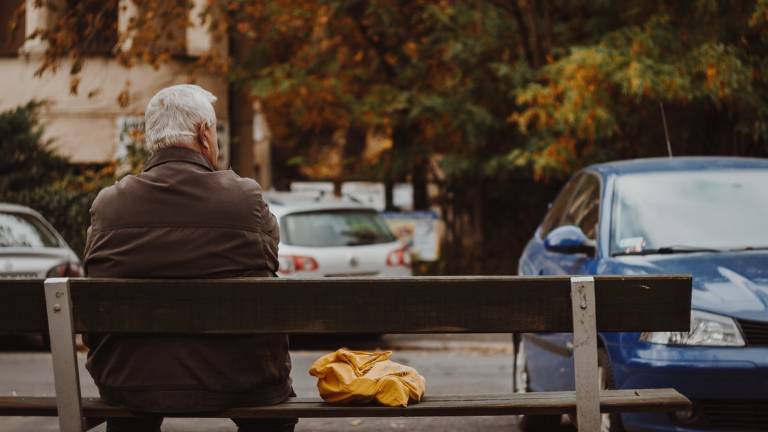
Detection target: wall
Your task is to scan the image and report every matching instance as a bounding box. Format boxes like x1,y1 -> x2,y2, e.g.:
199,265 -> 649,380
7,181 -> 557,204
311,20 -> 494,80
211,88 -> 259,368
0,57 -> 228,164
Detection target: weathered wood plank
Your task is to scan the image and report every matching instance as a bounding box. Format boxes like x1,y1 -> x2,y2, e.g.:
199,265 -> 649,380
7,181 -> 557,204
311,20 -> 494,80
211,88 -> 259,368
44,279 -> 84,432
595,277 -> 693,332
0,389 -> 691,418
65,276 -> 691,333
570,277 -> 600,431
0,279 -> 47,333
0,276 -> 691,334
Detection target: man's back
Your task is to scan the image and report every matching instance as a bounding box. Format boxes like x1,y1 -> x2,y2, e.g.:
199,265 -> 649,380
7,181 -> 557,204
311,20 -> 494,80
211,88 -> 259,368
84,147 -> 292,413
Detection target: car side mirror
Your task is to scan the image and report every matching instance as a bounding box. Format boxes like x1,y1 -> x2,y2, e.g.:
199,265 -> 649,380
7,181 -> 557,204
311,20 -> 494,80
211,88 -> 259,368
544,225 -> 596,255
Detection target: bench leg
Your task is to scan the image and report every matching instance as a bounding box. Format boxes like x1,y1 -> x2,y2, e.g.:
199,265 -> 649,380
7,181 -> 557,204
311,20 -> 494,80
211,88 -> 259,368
571,276 -> 600,431
45,278 -> 84,432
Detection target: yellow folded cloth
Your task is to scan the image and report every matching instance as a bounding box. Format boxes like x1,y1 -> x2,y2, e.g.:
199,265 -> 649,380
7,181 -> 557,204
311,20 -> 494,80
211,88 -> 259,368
309,349 -> 426,407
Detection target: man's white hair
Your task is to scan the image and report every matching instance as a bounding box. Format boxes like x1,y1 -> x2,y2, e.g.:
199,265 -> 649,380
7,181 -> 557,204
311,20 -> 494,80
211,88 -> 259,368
144,84 -> 217,152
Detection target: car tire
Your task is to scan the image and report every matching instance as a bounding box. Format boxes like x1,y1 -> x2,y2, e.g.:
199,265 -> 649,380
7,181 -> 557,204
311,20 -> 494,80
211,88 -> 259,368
516,338 -> 563,431
569,347 -> 626,432
597,348 -> 626,432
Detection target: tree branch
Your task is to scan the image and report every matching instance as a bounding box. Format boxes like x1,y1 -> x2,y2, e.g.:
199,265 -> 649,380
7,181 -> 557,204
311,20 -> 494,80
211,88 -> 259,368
346,4 -> 398,80
492,0 -> 535,67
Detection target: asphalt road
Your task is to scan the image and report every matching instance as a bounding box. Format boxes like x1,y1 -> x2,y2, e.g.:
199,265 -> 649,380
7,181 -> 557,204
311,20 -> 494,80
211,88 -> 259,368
0,334 -> 575,431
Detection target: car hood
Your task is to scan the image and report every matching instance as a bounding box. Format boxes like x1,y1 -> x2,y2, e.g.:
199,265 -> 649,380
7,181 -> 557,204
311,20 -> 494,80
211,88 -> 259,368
601,251 -> 768,321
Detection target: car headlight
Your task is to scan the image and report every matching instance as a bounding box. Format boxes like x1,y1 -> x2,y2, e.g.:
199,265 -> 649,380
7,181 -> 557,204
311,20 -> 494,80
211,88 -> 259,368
640,310 -> 745,347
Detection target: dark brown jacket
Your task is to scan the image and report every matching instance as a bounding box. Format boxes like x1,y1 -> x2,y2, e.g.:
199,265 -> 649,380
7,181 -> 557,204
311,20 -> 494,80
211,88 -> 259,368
83,146 -> 292,413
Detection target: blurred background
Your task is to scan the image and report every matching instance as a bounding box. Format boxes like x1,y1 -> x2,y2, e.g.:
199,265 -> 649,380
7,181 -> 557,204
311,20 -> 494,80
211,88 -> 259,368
1,0 -> 767,272
3,2 -> 768,431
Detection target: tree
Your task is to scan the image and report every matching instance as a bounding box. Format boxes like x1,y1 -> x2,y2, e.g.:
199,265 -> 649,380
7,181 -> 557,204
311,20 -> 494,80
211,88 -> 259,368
511,0 -> 768,177
27,1 -> 530,209
18,0 -> 768,273
0,101 -> 68,192
255,2 -> 558,212
25,1 -> 768,172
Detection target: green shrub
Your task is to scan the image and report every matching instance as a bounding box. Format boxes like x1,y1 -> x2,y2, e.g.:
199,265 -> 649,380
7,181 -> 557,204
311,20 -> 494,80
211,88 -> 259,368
0,102 -> 69,190
0,102 -> 115,257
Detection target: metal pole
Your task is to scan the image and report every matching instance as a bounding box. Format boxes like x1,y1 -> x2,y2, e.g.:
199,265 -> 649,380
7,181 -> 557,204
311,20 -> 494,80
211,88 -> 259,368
659,101 -> 674,158
45,278 -> 84,432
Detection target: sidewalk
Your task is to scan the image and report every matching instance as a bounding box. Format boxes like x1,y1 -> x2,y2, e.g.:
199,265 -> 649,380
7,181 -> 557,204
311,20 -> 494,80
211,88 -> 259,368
379,333 -> 514,353
0,348 -> 532,431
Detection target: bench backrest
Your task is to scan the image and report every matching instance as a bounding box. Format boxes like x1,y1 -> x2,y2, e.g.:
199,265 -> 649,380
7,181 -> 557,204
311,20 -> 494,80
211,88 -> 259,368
2,275 -> 692,432
0,275 -> 691,334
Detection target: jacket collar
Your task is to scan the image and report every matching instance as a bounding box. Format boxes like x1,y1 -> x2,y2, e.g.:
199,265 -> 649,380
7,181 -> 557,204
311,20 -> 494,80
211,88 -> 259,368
143,146 -> 215,172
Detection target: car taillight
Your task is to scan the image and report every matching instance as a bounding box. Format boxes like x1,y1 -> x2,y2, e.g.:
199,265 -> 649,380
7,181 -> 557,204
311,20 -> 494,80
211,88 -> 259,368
386,248 -> 412,267
278,255 -> 319,274
46,263 -> 84,277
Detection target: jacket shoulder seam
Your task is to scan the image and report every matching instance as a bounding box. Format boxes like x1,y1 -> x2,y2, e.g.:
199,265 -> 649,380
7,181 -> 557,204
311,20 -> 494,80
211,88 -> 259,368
90,224 -> 260,234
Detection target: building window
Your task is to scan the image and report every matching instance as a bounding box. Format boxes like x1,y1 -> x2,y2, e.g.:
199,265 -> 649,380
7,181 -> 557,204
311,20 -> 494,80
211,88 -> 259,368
0,0 -> 25,56
66,0 -> 118,56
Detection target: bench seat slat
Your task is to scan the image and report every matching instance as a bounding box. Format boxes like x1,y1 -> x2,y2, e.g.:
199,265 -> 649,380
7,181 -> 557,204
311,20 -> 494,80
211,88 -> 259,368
0,389 -> 690,418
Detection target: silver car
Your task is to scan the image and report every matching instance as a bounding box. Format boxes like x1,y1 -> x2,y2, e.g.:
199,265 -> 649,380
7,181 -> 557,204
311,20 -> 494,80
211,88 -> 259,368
0,203 -> 82,279
264,192 -> 412,278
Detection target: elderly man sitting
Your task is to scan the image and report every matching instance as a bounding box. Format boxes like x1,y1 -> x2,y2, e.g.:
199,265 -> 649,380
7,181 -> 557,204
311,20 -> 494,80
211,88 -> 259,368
83,85 -> 295,432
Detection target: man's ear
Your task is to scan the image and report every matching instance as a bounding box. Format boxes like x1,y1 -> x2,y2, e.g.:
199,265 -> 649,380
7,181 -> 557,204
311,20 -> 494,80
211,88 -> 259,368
197,122 -> 210,151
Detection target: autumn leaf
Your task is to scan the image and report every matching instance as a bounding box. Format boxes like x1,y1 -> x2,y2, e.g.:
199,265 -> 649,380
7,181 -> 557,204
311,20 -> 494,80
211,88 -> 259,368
69,77 -> 81,95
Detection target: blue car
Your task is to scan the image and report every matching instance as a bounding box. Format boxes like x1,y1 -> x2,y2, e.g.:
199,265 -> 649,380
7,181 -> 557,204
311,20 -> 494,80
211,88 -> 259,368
517,157 -> 768,432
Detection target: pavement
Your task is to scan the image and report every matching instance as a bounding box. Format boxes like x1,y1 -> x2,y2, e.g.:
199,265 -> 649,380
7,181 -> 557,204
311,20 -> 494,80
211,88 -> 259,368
0,334 -> 574,431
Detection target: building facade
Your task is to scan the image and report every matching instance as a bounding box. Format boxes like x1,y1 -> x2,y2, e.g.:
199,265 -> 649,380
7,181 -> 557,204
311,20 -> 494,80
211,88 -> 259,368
0,0 -> 242,172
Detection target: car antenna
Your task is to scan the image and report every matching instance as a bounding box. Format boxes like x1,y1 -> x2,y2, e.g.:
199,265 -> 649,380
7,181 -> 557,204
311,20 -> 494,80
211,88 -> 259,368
343,193 -> 363,204
659,101 -> 674,158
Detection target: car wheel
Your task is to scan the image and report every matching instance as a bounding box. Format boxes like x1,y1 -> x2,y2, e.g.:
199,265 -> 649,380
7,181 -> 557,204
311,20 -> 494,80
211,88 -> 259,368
516,338 -> 563,431
597,348 -> 626,432
569,348 -> 625,432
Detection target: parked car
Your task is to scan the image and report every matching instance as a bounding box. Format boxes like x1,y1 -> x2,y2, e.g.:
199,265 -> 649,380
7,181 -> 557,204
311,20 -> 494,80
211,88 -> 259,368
517,157 -> 768,432
0,203 -> 82,279
265,192 -> 411,277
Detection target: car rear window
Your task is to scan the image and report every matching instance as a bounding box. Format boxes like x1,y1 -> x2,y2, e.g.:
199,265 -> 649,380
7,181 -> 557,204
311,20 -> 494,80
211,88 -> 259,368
0,212 -> 60,248
282,210 -> 396,247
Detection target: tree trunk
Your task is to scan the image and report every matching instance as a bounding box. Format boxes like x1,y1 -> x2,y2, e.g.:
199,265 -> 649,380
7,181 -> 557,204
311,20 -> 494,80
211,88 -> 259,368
385,180 -> 395,210
228,82 -> 255,178
227,30 -> 255,178
510,1 -> 535,67
541,0 -> 553,58
392,123 -> 429,210
522,0 -> 543,68
412,157 -> 429,210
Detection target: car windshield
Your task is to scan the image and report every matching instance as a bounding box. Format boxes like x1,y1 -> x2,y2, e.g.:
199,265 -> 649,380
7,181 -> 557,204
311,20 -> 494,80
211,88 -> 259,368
611,170 -> 768,255
0,212 -> 60,248
283,210 -> 396,247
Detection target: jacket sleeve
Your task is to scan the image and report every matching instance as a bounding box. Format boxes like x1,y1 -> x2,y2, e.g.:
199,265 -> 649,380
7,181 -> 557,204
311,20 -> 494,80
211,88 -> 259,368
260,196 -> 280,273
82,188 -> 106,276
249,181 -> 280,274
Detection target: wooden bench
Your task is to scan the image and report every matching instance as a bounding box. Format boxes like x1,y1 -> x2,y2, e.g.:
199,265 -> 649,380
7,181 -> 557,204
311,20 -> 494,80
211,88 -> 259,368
0,275 -> 692,431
